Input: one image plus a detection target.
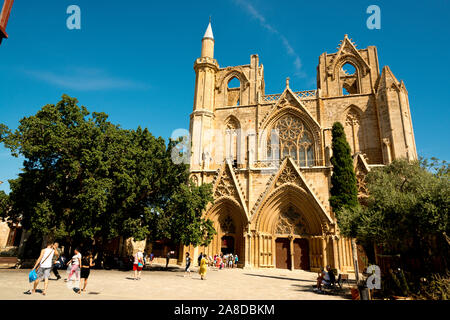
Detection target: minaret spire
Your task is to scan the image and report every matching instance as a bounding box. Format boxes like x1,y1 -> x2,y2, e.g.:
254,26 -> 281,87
203,18 -> 214,40
201,18 -> 215,58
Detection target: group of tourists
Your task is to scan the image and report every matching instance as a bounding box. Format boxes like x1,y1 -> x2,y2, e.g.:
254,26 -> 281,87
192,252 -> 239,280
26,245 -> 240,296
25,242 -> 95,295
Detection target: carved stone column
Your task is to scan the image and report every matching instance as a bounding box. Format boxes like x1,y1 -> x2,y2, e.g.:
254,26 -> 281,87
289,235 -> 295,271
243,231 -> 250,268
332,236 -> 338,269
322,237 -> 328,268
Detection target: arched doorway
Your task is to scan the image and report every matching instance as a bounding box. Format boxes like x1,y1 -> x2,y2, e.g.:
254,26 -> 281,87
275,238 -> 291,269
293,238 -> 310,270
203,198 -> 246,263
221,236 -> 235,255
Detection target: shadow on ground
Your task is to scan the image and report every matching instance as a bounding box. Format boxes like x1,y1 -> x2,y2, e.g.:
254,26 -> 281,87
290,283 -> 352,299
244,273 -> 315,283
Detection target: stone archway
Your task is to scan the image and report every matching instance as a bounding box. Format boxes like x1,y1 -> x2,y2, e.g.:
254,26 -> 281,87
203,198 -> 247,262
252,184 -> 328,270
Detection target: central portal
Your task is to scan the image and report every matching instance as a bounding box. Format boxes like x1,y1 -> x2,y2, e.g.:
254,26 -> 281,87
275,238 -> 291,269
221,235 -> 235,255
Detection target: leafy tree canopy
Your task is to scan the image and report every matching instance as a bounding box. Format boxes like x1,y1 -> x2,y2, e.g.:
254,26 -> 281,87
340,158 -> 449,269
0,95 -> 214,248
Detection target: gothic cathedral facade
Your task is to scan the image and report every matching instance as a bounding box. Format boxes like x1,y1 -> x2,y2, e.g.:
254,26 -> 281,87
185,22 -> 417,272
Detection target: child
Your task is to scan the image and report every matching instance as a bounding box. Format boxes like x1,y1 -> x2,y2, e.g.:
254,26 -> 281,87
228,254 -> 234,268
66,248 -> 81,282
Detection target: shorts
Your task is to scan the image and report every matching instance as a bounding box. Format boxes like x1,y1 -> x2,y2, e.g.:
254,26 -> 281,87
80,268 -> 90,279
185,263 -> 191,272
37,267 -> 51,280
133,264 -> 143,271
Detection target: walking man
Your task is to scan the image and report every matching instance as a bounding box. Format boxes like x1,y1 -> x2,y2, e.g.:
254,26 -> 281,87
165,251 -> 171,269
26,242 -> 56,295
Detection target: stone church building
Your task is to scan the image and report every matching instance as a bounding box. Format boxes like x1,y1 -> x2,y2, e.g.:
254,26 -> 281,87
183,22 -> 417,272
0,22 -> 417,272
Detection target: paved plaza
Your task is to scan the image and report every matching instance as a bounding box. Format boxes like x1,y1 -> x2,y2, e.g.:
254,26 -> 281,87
0,263 -> 350,300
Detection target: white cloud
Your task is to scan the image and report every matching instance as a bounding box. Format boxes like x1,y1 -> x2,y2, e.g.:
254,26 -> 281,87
233,0 -> 305,78
22,67 -> 150,91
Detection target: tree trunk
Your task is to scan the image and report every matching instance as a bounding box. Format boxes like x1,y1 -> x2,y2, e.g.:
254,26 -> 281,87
351,239 -> 360,284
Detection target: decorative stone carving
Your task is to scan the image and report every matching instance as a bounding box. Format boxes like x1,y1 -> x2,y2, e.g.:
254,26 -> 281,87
275,206 -> 309,235
220,215 -> 236,234
276,166 -> 298,187
355,162 -> 368,197
215,174 -> 237,198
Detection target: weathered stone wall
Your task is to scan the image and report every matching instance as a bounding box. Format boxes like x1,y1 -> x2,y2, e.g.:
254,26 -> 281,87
0,222 -> 11,249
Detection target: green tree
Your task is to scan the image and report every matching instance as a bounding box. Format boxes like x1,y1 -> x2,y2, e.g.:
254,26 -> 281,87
329,122 -> 360,282
342,159 -> 450,271
164,181 -> 216,247
0,95 -> 214,252
329,122 -> 359,215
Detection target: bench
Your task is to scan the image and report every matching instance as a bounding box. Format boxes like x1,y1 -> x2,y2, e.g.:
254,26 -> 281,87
0,256 -> 18,268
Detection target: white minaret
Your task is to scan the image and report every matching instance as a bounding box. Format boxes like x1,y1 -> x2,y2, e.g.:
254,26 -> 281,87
201,18 -> 214,58
190,19 -> 219,171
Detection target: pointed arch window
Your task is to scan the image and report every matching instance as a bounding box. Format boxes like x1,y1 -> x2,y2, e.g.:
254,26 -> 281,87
345,108 -> 361,154
340,62 -> 359,95
267,114 -> 315,167
226,77 -> 241,106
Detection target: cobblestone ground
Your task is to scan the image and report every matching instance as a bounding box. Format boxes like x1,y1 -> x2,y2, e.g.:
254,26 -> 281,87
0,263 -> 350,300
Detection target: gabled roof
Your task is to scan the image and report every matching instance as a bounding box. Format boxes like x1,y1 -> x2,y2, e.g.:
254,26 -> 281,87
251,157 -> 333,225
259,86 -> 321,131
327,35 -> 371,79
212,160 -> 249,219
353,153 -> 370,174
376,65 -> 401,92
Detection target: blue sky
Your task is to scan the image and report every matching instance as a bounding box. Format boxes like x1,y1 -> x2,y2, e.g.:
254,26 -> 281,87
0,0 -> 449,193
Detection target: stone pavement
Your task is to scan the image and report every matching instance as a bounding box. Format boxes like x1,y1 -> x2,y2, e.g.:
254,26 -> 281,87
0,264 -> 350,300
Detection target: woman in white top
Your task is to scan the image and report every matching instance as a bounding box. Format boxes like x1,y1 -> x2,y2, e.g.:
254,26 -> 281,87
133,250 -> 144,280
66,248 -> 81,282
27,243 -> 57,296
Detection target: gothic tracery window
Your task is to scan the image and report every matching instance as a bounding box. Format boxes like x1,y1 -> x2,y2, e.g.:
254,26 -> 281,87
268,114 -> 315,167
275,207 -> 308,235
